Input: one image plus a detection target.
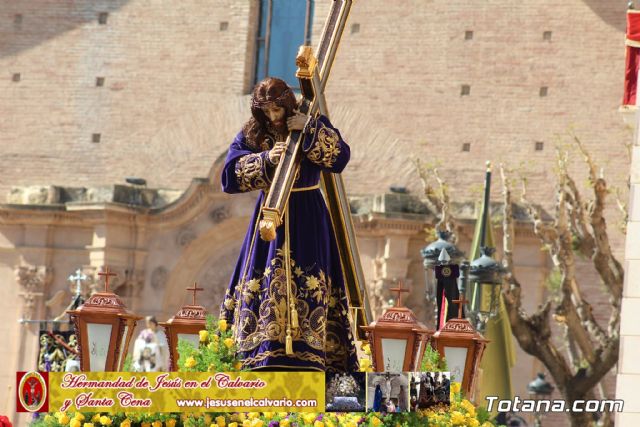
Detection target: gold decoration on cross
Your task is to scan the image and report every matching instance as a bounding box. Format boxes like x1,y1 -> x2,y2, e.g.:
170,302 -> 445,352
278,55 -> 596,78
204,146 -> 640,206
97,267 -> 117,293
186,282 -> 204,306
389,280 -> 410,308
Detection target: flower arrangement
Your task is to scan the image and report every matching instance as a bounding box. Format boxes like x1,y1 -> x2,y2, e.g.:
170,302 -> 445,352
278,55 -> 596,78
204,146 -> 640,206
357,343 -> 373,373
28,316 -> 500,426
177,316 -> 244,373
27,375 -> 499,427
420,345 -> 447,372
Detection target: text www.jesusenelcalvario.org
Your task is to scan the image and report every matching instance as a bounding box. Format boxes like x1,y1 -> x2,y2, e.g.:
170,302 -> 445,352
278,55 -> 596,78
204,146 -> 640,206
176,397 -> 318,409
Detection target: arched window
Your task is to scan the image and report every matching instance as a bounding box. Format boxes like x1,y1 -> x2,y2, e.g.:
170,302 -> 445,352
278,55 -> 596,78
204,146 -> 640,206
255,0 -> 314,88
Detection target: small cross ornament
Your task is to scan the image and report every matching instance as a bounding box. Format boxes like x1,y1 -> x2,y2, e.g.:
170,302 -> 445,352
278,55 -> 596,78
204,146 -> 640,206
453,293 -> 469,319
389,280 -> 410,307
186,282 -> 204,306
97,267 -> 117,293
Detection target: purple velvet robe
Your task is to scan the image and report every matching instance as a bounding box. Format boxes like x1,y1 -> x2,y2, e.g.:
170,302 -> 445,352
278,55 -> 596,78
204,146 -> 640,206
219,115 -> 359,373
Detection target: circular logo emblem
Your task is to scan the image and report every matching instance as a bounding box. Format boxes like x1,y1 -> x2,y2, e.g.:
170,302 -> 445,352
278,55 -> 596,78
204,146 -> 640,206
18,371 -> 47,412
442,266 -> 452,277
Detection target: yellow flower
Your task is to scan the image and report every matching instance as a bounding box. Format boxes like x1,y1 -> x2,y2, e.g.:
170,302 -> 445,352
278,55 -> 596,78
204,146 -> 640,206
84,424 -> 95,427
59,415 -> 70,425
119,420 -> 131,427
279,420 -> 290,427
228,423 -> 238,427
451,381 -> 461,394
166,420 -> 177,427
185,356 -> 197,368
450,411 -> 466,425
303,413 -> 316,425
212,334 -> 220,342
150,421 -> 162,427
242,420 -> 251,427
70,419 -> 81,427
216,415 -> 226,427
481,423 -> 494,427
460,399 -> 476,417
251,420 -> 264,427
224,338 -> 235,349
314,421 -> 324,427
234,361 -> 243,370
208,342 -> 219,352
204,415 -> 213,425
141,423 -> 151,427
199,330 -> 209,342
278,412 -> 288,418
467,419 -> 480,427
362,344 -> 371,355
359,358 -> 371,370
92,414 -> 101,422
74,414 -> 86,422
237,413 -> 246,422
99,416 -> 112,426
247,412 -> 259,420
262,412 -> 273,419
218,319 -> 228,331
370,417 -> 382,427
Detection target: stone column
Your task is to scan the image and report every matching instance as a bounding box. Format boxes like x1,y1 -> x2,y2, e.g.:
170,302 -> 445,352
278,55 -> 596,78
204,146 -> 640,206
616,108 -> 640,424
371,235 -> 413,318
14,264 -> 52,322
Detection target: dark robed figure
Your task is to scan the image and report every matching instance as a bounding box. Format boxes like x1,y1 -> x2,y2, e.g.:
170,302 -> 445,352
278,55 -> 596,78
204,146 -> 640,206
219,77 -> 359,372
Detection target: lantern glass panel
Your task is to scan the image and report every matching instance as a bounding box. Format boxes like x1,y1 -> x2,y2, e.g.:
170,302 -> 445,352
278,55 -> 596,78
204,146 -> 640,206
178,333 -> 200,348
381,338 -> 407,371
87,323 -> 112,371
444,346 -> 468,384
116,324 -> 128,370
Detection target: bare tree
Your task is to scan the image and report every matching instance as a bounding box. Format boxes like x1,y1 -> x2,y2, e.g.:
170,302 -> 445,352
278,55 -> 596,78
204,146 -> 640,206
499,137 -> 623,427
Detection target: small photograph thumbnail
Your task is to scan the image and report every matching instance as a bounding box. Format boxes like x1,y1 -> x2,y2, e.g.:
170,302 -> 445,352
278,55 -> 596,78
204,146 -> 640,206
366,372 -> 410,413
325,372 -> 366,412
409,371 -> 451,412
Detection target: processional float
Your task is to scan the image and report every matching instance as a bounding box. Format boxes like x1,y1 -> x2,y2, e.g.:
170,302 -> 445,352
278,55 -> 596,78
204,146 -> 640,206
257,0 -> 372,341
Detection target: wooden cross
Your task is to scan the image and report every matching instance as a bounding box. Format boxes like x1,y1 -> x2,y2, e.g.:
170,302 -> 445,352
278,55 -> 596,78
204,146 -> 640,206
389,280 -> 410,307
453,293 -> 469,319
257,0 -> 372,340
97,267 -> 117,293
186,282 -> 204,306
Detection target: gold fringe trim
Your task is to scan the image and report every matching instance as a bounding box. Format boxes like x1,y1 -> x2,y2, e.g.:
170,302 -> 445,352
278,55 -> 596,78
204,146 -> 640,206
626,38 -> 640,48
291,184 -> 320,192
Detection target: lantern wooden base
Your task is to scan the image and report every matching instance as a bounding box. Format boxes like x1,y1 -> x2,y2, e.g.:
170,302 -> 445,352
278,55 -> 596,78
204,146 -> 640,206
362,306 -> 433,372
432,318 -> 488,400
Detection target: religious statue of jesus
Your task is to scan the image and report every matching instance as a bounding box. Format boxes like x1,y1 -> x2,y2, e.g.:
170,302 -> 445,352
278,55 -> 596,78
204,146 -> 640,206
218,76 -> 359,372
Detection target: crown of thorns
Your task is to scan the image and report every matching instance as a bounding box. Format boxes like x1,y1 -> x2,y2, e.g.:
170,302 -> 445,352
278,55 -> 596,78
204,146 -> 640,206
251,87 -> 293,109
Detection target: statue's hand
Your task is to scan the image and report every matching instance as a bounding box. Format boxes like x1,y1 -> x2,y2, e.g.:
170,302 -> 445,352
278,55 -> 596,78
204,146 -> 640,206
286,109 -> 309,131
268,140 -> 287,165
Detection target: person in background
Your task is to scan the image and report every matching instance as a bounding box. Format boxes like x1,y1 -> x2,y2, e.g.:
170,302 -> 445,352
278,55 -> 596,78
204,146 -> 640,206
132,316 -> 169,371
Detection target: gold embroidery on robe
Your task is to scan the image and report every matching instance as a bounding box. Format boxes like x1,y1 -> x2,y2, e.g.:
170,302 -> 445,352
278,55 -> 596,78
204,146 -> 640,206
229,245 -> 353,366
306,121 -> 341,168
235,152 -> 270,192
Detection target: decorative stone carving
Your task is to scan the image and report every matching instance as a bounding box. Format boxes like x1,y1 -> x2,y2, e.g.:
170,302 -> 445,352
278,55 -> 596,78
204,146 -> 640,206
177,228 -> 197,247
14,264 -> 53,320
151,266 -> 168,290
209,205 -> 230,224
